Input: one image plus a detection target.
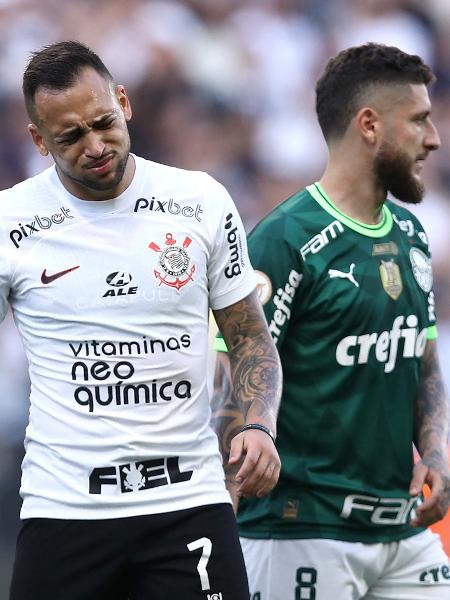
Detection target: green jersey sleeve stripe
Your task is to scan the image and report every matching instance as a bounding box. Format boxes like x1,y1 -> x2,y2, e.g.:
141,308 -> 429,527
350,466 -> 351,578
427,325 -> 438,340
307,183 -> 394,238
214,337 -> 228,353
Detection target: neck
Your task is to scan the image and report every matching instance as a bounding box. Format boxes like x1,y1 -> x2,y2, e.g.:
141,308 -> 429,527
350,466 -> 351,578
319,146 -> 386,225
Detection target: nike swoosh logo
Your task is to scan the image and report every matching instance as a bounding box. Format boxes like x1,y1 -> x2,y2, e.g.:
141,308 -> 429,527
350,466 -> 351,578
41,265 -> 80,284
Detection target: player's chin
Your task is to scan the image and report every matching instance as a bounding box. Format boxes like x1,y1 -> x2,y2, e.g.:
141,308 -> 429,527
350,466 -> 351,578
85,171 -> 121,191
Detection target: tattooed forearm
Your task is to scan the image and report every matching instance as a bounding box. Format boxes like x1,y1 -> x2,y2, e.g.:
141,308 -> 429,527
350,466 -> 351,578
213,289 -> 282,434
210,355 -> 242,511
211,291 -> 283,507
210,354 -> 245,463
414,339 -> 449,475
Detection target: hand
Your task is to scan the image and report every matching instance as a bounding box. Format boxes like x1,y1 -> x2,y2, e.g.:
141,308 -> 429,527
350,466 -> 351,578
228,428 -> 281,500
409,460 -> 450,527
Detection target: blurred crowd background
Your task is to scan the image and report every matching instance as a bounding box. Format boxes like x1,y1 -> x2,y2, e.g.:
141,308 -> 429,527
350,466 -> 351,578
1,0 -> 450,594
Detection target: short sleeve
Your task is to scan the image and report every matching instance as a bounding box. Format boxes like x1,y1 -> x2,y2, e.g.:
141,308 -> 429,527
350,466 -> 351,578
247,219 -> 304,348
206,177 -> 255,310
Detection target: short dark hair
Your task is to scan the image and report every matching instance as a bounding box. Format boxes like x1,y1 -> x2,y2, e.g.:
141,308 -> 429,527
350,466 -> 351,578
315,43 -> 435,142
23,40 -> 113,122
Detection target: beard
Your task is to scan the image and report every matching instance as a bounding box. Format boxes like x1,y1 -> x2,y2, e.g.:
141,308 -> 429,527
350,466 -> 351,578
80,151 -> 129,192
79,148 -> 130,192
55,136 -> 131,197
374,140 -> 425,205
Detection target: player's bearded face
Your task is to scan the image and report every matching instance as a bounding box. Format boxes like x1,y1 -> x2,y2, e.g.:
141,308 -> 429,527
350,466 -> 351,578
30,68 -> 134,201
374,138 -> 425,205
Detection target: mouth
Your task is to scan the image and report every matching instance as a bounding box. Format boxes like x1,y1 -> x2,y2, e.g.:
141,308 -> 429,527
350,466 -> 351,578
413,154 -> 427,173
86,154 -> 114,174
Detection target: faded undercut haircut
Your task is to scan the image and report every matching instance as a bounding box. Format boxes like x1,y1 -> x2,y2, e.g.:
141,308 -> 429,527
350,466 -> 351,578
315,42 -> 435,142
23,40 -> 114,123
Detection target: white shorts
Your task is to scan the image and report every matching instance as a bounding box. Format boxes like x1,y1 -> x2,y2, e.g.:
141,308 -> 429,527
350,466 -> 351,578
240,529 -> 450,599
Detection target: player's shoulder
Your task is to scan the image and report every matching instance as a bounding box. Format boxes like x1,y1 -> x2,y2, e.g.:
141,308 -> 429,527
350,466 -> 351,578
387,199 -> 429,245
137,155 -> 226,196
0,166 -> 55,215
249,186 -> 321,242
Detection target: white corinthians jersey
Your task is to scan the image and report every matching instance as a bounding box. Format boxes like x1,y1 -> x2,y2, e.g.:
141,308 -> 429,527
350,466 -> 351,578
0,155 -> 255,519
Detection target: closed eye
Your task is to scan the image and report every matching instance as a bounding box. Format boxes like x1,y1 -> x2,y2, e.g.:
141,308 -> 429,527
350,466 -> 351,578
58,131 -> 82,145
94,116 -> 116,130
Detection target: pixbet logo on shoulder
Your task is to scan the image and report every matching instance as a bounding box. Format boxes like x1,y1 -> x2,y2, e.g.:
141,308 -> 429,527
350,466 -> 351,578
9,207 -> 74,248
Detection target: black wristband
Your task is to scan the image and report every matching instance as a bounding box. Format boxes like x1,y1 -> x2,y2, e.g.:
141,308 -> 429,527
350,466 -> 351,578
239,423 -> 275,444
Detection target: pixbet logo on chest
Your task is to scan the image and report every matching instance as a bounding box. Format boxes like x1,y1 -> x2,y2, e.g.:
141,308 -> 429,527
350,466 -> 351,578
9,207 -> 73,248
134,197 -> 203,221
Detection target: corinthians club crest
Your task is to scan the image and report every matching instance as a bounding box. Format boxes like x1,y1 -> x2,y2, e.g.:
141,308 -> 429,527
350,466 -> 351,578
148,233 -> 195,291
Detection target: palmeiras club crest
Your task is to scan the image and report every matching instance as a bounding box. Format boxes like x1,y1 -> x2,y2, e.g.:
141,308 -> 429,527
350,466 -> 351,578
410,247 -> 433,293
148,233 -> 195,291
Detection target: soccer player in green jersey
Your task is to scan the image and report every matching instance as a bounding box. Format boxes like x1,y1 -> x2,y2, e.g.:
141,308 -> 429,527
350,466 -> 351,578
212,43 -> 450,599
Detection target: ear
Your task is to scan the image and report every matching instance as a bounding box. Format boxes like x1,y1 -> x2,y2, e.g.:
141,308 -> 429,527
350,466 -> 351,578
116,84 -> 132,121
355,107 -> 382,145
28,124 -> 49,156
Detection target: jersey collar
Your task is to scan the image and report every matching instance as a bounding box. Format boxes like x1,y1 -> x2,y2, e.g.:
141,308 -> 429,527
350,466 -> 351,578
307,183 -> 393,238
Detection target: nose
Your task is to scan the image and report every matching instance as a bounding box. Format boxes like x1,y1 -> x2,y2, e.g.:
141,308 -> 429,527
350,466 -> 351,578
425,119 -> 440,151
84,131 -> 106,158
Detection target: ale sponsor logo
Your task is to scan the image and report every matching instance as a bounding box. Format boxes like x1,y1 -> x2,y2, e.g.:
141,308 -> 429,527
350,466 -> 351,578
103,271 -> 138,298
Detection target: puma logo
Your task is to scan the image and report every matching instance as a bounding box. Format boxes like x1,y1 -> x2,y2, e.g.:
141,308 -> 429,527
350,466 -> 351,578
328,263 -> 359,287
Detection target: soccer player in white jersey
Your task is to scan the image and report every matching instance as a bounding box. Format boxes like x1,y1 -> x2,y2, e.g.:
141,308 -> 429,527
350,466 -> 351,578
1,41 -> 282,600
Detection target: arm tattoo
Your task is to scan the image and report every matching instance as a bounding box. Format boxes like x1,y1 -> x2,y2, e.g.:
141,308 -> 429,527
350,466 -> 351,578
414,340 -> 450,480
211,290 -> 282,458
210,354 -> 242,498
210,354 -> 245,464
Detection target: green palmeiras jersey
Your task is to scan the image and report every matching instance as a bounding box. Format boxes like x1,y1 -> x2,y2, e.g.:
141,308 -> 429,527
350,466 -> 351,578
216,183 -> 436,543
